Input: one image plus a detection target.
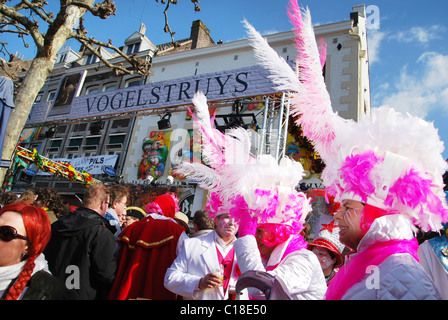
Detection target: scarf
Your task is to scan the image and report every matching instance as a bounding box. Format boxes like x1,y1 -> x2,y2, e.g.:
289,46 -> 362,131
0,261 -> 26,293
0,254 -> 50,298
265,234 -> 308,271
324,238 -> 419,300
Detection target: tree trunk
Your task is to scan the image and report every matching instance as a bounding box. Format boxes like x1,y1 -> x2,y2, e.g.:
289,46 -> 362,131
0,3 -> 91,186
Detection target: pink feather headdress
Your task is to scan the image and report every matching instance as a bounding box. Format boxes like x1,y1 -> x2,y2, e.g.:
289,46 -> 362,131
244,0 -> 448,232
175,92 -> 311,232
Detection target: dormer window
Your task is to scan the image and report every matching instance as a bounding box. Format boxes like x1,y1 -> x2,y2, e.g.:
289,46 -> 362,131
126,42 -> 140,55
84,54 -> 98,65
58,54 -> 67,63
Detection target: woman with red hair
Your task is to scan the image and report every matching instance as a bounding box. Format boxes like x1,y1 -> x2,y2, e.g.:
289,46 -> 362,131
0,202 -> 70,300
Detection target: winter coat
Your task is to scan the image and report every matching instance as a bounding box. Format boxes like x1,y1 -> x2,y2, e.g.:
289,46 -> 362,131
234,235 -> 327,300
108,214 -> 187,300
44,207 -> 118,300
164,230 -> 248,300
339,215 -> 440,300
418,235 -> 448,299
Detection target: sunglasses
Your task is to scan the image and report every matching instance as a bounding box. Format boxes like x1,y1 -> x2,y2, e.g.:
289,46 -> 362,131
0,225 -> 28,242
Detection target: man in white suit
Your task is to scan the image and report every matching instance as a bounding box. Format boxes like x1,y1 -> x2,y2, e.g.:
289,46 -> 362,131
164,212 -> 247,300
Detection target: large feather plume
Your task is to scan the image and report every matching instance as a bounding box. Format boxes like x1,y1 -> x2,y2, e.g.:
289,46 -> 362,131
243,2 -> 339,161
286,1 -> 339,160
243,18 -> 300,92
243,0 -> 448,232
175,92 -> 309,227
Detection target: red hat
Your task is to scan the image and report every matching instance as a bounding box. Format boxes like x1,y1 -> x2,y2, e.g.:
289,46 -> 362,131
145,194 -> 178,219
308,214 -> 345,268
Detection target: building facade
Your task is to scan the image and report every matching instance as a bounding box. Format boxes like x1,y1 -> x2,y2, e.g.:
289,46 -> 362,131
9,6 -> 370,216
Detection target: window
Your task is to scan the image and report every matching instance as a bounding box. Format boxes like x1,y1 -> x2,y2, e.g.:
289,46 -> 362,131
49,139 -> 62,149
126,42 -> 141,55
86,86 -> 99,95
47,153 -> 59,160
73,123 -> 87,132
103,83 -> 117,92
66,153 -> 79,160
85,137 -> 100,145
126,78 -> 141,88
47,139 -> 62,154
67,137 -> 82,152
69,138 -> 83,147
112,118 -> 130,128
58,54 -> 67,63
83,152 -> 97,157
56,126 -> 67,134
108,150 -> 121,170
34,94 -> 43,103
47,91 -> 57,103
84,54 -> 97,65
108,134 -> 125,145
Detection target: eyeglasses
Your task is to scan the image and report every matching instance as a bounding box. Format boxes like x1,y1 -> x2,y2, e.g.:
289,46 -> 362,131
0,225 -> 28,242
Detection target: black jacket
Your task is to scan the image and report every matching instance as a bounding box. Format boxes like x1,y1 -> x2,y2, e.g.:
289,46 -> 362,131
44,207 -> 117,300
23,270 -> 75,300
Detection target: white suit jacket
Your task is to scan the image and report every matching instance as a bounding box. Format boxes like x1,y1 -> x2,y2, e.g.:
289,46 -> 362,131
164,230 -> 248,300
234,235 -> 327,300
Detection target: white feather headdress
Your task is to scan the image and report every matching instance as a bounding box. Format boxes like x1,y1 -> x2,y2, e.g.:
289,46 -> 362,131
244,0 -> 448,232
175,92 -> 311,229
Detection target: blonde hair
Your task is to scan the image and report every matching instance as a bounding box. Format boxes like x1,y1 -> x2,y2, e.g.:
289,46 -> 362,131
82,184 -> 110,209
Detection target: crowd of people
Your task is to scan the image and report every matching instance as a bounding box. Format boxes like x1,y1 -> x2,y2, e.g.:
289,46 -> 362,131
1,1 -> 448,301
0,176 -> 447,300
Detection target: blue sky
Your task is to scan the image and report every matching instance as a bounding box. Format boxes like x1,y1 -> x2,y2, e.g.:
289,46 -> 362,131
3,0 -> 448,160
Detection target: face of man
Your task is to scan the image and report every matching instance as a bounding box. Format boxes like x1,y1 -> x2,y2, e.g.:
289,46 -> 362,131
214,213 -> 239,241
99,196 -> 110,217
255,227 -> 276,259
334,199 -> 364,250
114,196 -> 127,225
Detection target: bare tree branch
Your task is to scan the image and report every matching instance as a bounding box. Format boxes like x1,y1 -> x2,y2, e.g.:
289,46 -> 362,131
162,0 -> 176,43
73,30 -> 152,76
21,0 -> 54,24
69,0 -> 116,19
0,2 -> 45,49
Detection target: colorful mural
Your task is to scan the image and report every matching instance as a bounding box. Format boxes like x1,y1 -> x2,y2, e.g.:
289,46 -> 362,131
286,116 -> 325,178
137,131 -> 170,181
136,128 -> 203,182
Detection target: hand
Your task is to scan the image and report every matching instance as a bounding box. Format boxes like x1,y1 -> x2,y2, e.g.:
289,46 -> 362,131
198,272 -> 223,290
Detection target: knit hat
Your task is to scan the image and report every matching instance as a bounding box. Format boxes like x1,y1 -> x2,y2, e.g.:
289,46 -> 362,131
308,214 -> 345,268
145,194 -> 179,219
243,0 -> 448,233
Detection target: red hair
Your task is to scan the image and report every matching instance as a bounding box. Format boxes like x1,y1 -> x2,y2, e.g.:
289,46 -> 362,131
0,202 -> 51,300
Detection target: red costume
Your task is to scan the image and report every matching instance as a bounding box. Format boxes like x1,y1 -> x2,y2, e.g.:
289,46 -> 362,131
108,194 -> 185,300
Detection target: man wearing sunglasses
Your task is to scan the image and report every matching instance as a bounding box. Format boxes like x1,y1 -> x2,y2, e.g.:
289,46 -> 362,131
44,184 -> 117,300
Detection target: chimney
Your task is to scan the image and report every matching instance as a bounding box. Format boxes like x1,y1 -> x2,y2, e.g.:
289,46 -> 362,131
139,23 -> 146,35
190,20 -> 215,49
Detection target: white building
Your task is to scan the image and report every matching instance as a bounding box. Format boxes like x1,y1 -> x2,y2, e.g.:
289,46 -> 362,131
14,6 -> 370,215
